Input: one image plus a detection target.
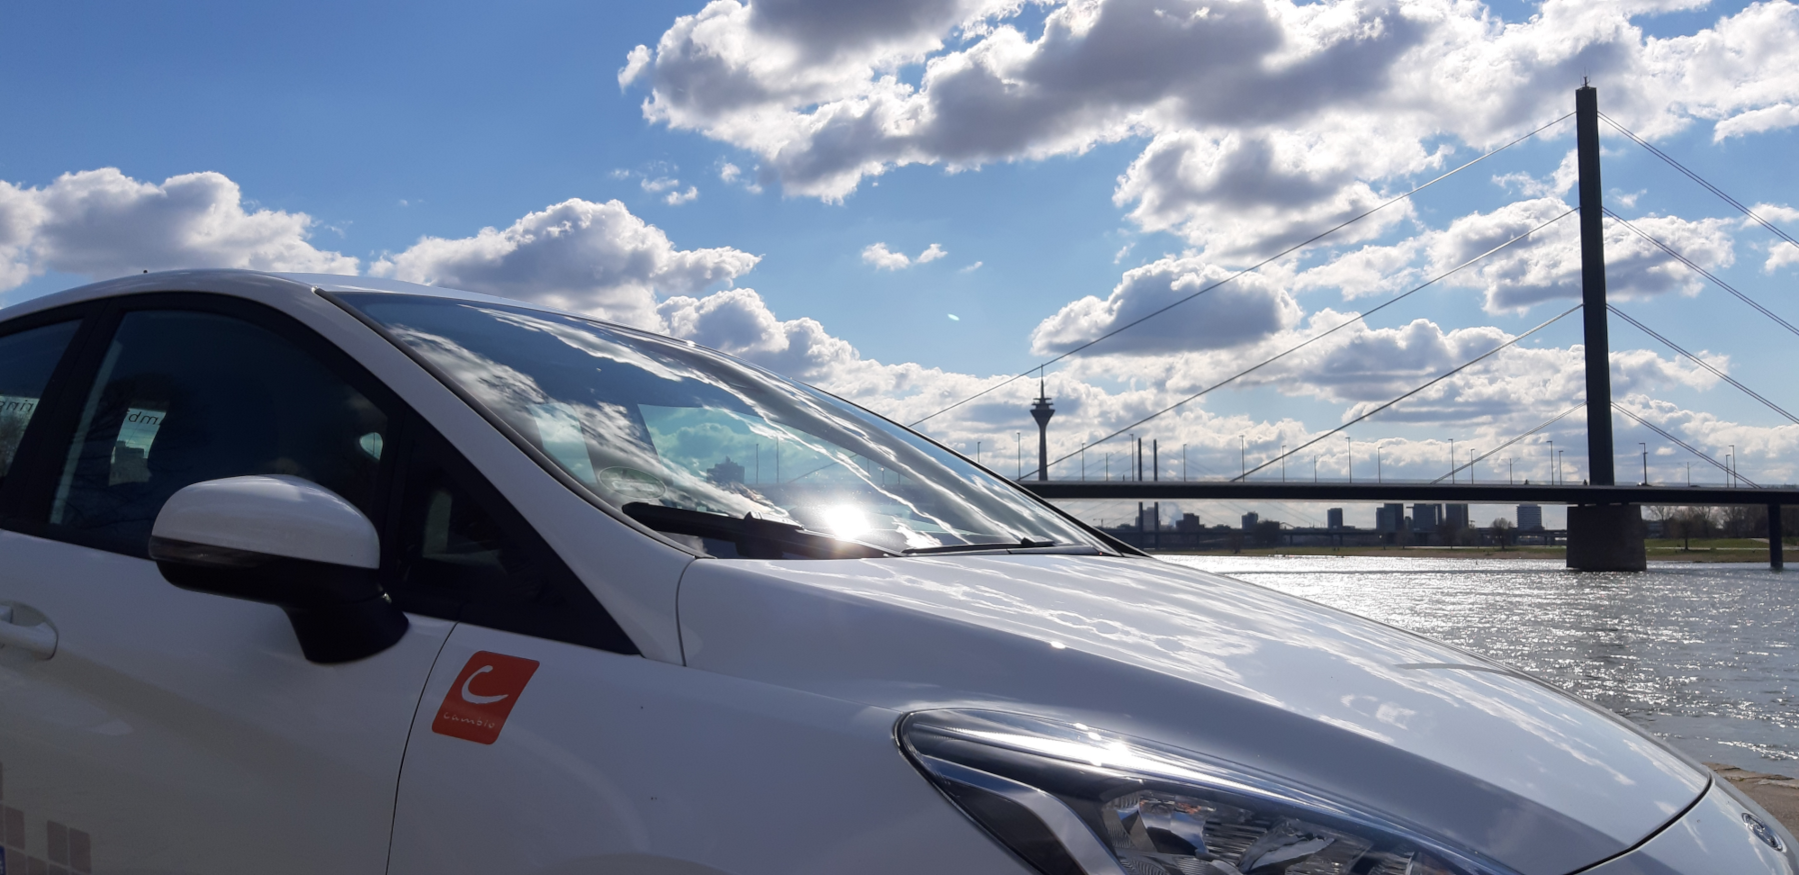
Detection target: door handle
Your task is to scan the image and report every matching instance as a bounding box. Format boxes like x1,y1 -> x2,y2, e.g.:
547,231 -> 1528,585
0,605 -> 57,659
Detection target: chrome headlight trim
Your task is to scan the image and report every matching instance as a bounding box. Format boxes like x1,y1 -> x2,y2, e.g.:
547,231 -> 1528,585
899,709 -> 1525,875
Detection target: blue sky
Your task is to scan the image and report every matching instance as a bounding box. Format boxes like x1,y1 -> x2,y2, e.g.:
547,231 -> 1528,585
5,0 -> 1798,527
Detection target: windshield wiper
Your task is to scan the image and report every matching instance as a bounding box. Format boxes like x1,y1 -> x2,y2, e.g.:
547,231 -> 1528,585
903,537 -> 1082,556
622,503 -> 895,560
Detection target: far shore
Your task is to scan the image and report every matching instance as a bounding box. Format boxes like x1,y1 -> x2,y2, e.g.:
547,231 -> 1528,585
1149,539 -> 1793,563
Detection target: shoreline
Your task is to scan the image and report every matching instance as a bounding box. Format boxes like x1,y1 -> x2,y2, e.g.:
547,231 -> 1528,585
1146,545 -> 1786,562
1709,764 -> 1799,833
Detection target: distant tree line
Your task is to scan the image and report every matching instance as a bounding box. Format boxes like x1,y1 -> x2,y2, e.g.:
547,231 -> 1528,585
1647,505 -> 1799,549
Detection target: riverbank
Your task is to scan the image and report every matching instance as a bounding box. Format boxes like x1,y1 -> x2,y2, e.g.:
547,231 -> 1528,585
1709,764 -> 1799,833
1148,539 -> 1787,562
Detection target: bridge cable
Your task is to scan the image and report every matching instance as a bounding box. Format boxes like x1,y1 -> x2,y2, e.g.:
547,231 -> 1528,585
1611,403 -> 1760,488
1598,112 -> 1799,252
1430,402 -> 1584,484
906,112 -> 1577,428
1603,208 -> 1799,339
1606,304 -> 1799,425
1035,209 -> 1577,473
1236,305 -> 1582,481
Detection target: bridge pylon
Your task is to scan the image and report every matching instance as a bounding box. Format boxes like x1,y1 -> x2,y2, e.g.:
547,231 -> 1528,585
1570,82 -> 1646,571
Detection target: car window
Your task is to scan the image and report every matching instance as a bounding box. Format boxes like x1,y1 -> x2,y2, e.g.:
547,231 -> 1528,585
388,428 -> 636,653
46,310 -> 389,555
336,294 -> 1104,557
0,321 -> 80,486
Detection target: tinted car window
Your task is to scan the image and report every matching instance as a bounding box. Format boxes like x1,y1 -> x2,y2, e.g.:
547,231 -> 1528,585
0,321 -> 79,484
47,310 -> 388,555
388,428 -> 636,652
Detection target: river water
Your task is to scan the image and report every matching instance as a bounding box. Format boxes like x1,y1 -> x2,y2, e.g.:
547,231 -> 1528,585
1158,555 -> 1797,771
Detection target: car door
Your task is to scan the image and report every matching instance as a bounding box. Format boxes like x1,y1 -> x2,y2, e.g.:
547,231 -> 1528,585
0,295 -> 451,875
376,423 -> 1013,875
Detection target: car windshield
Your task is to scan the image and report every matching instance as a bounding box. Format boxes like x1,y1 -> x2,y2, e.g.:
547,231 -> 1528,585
336,293 -> 1106,558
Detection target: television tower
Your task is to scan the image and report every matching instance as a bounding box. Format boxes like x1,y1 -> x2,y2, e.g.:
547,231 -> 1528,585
1029,378 -> 1054,481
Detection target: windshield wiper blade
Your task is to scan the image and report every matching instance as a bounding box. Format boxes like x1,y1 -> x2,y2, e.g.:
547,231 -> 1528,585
903,538 -> 1064,555
622,503 -> 896,559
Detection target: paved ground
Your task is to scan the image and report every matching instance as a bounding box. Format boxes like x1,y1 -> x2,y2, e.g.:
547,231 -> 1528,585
1709,763 -> 1799,834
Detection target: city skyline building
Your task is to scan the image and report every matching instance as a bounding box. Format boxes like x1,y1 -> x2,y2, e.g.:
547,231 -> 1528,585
1375,503 -> 1405,533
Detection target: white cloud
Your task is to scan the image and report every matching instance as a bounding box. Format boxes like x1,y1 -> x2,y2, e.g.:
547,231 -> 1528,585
716,161 -> 764,193
1746,203 -> 1799,271
1112,127 -> 1422,258
628,0 -> 1799,259
1766,241 -> 1799,273
1263,313 -> 1718,417
0,182 -> 45,291
1493,150 -> 1581,200
959,260 -> 983,273
619,44 -> 653,89
664,185 -> 700,205
861,241 -> 946,269
372,197 -> 759,328
1031,254 -> 1303,355
0,168 -> 357,293
1619,394 -> 1799,472
641,176 -> 680,193
861,242 -> 912,270
1452,206 -> 1734,311
1291,197 -> 1736,312
658,286 -> 859,380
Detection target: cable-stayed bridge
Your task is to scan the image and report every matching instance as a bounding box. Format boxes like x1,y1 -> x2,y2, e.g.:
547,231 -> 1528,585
907,85 -> 1799,570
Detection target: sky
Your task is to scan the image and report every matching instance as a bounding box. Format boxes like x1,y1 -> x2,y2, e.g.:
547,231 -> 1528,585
5,0 -> 1799,529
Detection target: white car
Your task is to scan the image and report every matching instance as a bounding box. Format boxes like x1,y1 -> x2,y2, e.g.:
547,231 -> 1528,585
0,270 -> 1790,875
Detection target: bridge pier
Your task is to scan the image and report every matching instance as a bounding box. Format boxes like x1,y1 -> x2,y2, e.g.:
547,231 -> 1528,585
1770,504 -> 1784,571
1567,504 -> 1645,571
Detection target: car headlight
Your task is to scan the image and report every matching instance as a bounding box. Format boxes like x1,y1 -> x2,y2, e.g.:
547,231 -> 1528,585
898,710 -> 1522,875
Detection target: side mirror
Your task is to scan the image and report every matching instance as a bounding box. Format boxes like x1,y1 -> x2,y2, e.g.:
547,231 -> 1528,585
150,475 -> 407,663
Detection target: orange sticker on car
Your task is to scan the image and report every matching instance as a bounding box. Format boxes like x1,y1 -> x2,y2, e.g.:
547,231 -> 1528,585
431,651 -> 540,744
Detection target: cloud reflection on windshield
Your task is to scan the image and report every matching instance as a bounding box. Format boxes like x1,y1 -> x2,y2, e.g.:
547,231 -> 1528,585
352,295 -> 1103,554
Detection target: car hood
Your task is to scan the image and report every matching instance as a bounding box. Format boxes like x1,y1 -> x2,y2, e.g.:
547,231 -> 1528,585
676,553 -> 1707,875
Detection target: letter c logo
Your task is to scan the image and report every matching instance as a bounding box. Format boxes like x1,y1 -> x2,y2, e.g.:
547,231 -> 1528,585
459,665 -> 509,705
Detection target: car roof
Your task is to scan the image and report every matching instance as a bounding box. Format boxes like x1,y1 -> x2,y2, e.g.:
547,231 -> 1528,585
0,269 -> 597,326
